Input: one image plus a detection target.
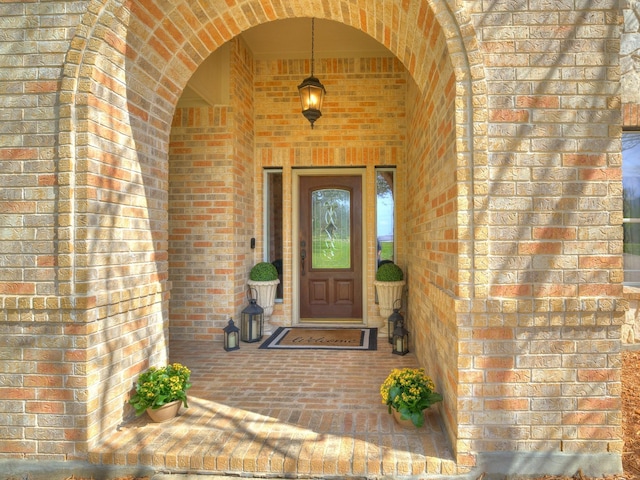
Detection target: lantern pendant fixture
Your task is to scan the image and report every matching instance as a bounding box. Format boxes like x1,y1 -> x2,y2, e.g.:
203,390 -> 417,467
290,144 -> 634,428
298,18 -> 326,128
241,288 -> 264,343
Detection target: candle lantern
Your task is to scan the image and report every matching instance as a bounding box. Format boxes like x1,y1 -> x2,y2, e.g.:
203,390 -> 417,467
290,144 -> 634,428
387,299 -> 404,345
392,318 -> 409,356
223,318 -> 240,351
241,288 -> 264,343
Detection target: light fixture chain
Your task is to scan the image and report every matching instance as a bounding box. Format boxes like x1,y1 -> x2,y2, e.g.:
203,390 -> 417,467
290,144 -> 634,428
311,18 -> 315,76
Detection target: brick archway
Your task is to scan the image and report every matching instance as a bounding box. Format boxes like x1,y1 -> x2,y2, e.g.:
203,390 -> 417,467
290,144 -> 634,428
57,0 -> 485,461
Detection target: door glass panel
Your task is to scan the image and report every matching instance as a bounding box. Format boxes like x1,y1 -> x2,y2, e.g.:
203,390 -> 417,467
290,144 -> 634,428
311,188 -> 351,269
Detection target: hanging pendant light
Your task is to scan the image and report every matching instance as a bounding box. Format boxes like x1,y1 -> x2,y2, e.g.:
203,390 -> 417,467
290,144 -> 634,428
298,18 -> 326,128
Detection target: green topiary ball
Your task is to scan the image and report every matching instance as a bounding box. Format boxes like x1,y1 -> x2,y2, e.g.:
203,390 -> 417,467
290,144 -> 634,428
375,262 -> 404,281
250,262 -> 279,281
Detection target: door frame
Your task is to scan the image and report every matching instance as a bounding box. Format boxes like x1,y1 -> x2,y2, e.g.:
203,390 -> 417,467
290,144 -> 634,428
292,168 -> 368,326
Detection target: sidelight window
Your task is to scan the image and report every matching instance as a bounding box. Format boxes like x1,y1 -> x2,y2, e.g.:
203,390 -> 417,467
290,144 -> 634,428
376,168 -> 396,268
265,169 -> 283,299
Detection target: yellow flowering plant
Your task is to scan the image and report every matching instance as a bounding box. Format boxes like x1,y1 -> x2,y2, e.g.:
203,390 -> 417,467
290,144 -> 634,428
128,363 -> 192,416
380,368 -> 442,427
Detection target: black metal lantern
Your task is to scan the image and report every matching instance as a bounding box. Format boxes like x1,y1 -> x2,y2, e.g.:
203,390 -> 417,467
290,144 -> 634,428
392,319 -> 409,356
387,299 -> 404,345
241,288 -> 264,343
223,318 -> 240,351
297,18 -> 326,128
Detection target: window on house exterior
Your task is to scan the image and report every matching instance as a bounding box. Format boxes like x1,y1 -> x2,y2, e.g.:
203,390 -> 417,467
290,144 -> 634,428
376,168 -> 395,269
623,131 -> 640,285
265,169 -> 283,300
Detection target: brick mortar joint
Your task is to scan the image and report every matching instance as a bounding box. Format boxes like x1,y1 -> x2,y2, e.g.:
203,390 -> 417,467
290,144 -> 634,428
426,283 -> 626,314
455,297 -> 627,314
0,284 -> 169,313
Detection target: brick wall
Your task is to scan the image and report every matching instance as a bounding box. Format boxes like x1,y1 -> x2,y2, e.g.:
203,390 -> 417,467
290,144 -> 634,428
169,103 -> 237,340
230,37 -> 258,316
452,1 -> 623,463
168,37 -> 256,342
0,0 -> 178,456
0,0 -> 625,472
253,55 -> 408,327
404,13 -> 460,455
169,45 -> 408,338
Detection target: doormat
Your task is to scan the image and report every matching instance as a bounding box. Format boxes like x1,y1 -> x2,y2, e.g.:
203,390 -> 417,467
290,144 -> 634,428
259,327 -> 377,350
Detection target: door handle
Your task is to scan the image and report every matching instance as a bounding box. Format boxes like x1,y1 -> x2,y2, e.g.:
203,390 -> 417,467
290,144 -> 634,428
300,249 -> 306,276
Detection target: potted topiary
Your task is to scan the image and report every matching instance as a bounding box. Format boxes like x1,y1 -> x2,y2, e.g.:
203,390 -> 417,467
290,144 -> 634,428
248,262 -> 280,320
374,262 -> 405,319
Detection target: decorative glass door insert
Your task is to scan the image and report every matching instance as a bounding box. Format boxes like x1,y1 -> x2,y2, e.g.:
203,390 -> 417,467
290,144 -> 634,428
311,189 -> 351,270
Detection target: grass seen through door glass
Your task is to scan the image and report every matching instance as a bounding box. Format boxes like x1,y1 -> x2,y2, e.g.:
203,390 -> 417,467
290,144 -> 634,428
312,237 -> 350,269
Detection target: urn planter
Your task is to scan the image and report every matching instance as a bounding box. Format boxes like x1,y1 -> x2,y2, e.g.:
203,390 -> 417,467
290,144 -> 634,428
146,400 -> 181,423
374,262 -> 405,320
374,280 -> 406,318
247,278 -> 280,319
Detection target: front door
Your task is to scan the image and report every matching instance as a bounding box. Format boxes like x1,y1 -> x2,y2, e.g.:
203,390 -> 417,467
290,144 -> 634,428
299,175 -> 363,321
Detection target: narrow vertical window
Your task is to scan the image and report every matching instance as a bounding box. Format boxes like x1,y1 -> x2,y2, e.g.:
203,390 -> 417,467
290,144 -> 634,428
376,168 -> 395,268
624,132 -> 640,285
265,170 -> 283,299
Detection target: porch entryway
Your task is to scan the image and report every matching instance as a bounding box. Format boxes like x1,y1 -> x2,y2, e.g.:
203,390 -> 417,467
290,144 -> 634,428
89,340 -> 457,477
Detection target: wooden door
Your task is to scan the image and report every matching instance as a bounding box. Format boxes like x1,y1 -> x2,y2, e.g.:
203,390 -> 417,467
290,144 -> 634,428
299,175 -> 363,321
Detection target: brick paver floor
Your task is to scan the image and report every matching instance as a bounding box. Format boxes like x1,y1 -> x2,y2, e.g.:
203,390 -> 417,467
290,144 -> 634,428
90,337 -> 457,477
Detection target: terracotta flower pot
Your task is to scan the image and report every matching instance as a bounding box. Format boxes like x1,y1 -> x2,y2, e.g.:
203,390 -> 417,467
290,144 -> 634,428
391,408 -> 421,429
146,400 -> 181,423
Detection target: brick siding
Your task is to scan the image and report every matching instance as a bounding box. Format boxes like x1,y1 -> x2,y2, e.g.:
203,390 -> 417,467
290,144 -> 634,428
0,0 -> 625,473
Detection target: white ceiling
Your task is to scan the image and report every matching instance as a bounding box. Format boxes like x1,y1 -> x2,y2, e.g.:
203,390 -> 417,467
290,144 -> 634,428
240,18 -> 392,60
178,19 -> 393,107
